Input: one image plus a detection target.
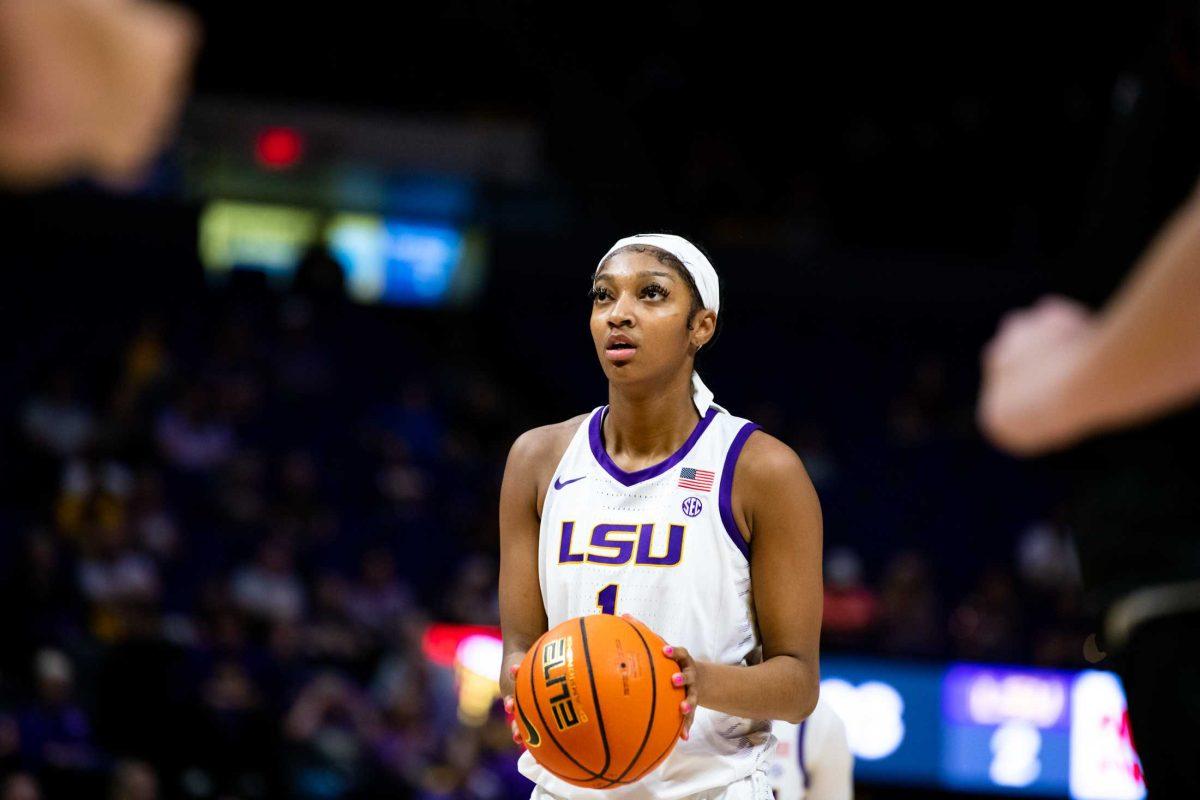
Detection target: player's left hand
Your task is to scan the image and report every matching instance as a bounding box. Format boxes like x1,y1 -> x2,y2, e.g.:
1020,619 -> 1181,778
620,613 -> 697,741
662,642 -> 697,741
978,295 -> 1098,455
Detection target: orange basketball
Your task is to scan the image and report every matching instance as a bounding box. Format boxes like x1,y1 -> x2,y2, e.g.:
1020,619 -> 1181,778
513,614 -> 685,789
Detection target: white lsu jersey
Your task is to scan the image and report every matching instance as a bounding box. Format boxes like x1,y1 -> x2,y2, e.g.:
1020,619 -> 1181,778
518,404 -> 772,800
768,697 -> 853,800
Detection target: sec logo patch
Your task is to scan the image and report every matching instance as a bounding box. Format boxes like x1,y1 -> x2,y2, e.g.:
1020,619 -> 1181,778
682,497 -> 703,517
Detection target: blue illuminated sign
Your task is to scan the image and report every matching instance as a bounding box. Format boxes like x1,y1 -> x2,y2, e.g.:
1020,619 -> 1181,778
818,657 -> 1145,799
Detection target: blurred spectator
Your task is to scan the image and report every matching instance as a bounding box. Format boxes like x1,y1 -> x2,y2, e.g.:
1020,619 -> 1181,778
820,548 -> 877,650
54,455 -> 132,541
0,773 -> 39,800
0,532 -> 81,677
21,371 -> 95,459
346,549 -> 413,637
155,387 -> 235,473
1015,517 -> 1081,592
231,538 -> 305,624
949,567 -> 1024,662
305,574 -> 370,665
77,521 -> 160,642
284,673 -> 381,799
443,556 -> 500,626
372,382 -> 445,463
189,659 -> 275,798
109,760 -> 157,800
877,551 -> 945,658
17,650 -> 102,789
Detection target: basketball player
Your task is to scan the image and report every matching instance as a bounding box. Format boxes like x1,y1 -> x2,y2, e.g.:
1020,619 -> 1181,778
498,234 -> 823,800
768,696 -> 853,800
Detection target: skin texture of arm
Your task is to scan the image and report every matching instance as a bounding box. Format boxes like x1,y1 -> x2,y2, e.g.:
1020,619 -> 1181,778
497,417 -> 585,702
980,185 -> 1200,455
668,430 -> 823,727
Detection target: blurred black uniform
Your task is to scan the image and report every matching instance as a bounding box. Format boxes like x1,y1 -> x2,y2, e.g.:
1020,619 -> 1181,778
1060,4 -> 1200,795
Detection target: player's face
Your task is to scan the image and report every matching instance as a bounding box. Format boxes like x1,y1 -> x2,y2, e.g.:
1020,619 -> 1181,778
590,252 -> 712,386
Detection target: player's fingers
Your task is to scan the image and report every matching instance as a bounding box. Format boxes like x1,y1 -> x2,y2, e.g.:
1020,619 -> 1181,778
503,695 -> 514,713
663,644 -> 691,666
672,663 -> 699,686
509,663 -> 519,678
679,697 -> 696,740
511,719 -> 524,745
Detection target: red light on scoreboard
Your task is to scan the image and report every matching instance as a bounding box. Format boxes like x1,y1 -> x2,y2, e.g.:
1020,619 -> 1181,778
254,127 -> 304,169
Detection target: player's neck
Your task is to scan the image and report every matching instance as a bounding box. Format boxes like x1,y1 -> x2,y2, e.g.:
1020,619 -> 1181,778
604,374 -> 700,464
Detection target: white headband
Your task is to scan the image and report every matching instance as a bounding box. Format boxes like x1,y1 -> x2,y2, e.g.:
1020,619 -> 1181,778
598,233 -> 720,315
597,233 -> 724,416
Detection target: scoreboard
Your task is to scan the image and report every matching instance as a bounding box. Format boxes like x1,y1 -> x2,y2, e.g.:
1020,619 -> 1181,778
821,656 -> 1145,799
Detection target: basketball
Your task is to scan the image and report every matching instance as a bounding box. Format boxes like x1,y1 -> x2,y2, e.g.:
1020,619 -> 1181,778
513,614 -> 685,789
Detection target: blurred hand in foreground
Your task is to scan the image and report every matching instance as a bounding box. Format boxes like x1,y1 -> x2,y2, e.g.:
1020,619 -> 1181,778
978,296 -> 1098,456
0,0 -> 199,187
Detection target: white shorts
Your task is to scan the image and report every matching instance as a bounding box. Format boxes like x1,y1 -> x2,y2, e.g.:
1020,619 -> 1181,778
529,769 -> 773,800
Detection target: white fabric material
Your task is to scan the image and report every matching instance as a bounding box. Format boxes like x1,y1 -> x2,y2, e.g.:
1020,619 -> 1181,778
530,769 -> 773,800
599,234 -> 720,315
598,233 -> 721,416
520,407 -> 769,799
767,698 -> 854,800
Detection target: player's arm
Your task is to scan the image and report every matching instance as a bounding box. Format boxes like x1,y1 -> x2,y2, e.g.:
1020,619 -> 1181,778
980,183 -> 1200,455
666,431 -> 822,730
498,428 -> 550,702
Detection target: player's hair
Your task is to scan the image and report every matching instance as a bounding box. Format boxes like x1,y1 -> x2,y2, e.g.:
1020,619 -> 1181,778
593,243 -> 722,350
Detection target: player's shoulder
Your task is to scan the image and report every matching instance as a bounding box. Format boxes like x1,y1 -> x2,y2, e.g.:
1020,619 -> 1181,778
729,425 -> 820,519
736,426 -> 806,480
506,412 -> 592,473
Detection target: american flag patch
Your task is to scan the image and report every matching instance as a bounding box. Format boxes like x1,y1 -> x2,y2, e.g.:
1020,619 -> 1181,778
678,467 -> 715,492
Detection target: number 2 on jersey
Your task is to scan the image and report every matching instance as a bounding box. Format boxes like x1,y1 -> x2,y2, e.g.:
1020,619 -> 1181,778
596,583 -> 619,615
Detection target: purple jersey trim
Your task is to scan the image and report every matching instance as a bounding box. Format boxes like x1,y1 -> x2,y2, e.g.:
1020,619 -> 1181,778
717,422 -> 760,561
588,406 -> 718,487
797,718 -> 809,789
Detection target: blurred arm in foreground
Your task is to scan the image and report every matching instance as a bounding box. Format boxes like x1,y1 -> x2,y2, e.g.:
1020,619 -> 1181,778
979,181 -> 1200,455
0,0 -> 198,187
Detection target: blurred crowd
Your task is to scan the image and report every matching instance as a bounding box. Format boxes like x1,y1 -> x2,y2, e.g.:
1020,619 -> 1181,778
0,260 -> 1095,799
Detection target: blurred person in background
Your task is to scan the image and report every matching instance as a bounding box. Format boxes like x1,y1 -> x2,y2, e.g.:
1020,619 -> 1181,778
0,0 -> 197,186
819,547 -> 877,652
978,13 -> 1200,786
876,551 -> 944,659
109,760 -> 157,800
768,697 -> 853,800
0,773 -> 39,800
17,649 -> 102,795
283,673 -> 381,800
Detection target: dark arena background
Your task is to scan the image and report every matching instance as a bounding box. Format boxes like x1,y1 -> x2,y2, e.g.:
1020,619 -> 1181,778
2,2 -> 1196,798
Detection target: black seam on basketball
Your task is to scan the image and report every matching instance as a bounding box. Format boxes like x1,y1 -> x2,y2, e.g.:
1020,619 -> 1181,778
526,632 -> 605,781
578,616 -> 613,777
600,617 -> 658,788
626,631 -> 683,783
627,732 -> 681,784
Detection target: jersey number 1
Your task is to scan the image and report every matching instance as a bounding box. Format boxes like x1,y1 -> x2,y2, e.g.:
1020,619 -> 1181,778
596,583 -> 619,615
